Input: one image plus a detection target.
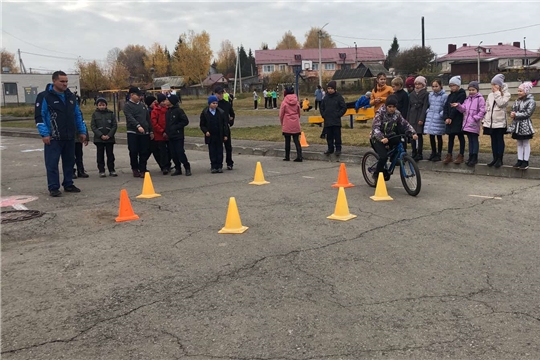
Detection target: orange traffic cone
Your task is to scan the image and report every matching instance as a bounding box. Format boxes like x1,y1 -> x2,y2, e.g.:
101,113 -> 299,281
332,163 -> 354,188
370,173 -> 393,201
136,172 -> 161,199
116,189 -> 139,222
219,197 -> 249,234
327,187 -> 357,221
300,131 -> 309,147
249,162 -> 270,185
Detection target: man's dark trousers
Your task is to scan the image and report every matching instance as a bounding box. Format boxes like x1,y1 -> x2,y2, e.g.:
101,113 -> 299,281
127,133 -> 151,172
169,138 -> 190,171
325,126 -> 342,152
224,136 -> 234,168
44,140 -> 75,191
208,137 -> 224,170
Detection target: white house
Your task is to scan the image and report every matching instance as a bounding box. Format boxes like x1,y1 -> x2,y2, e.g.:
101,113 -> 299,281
1,73 -> 81,105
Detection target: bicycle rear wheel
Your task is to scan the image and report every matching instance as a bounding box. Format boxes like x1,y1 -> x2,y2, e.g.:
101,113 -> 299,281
400,155 -> 421,196
361,151 -> 379,188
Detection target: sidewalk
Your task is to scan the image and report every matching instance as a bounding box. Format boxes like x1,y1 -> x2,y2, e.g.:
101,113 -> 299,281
1,126 -> 539,179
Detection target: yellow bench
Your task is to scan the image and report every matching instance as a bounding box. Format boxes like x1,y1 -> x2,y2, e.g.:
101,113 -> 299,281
343,107 -> 374,127
308,116 -> 324,125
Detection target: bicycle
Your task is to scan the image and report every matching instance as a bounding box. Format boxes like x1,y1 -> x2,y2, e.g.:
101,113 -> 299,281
361,135 -> 422,196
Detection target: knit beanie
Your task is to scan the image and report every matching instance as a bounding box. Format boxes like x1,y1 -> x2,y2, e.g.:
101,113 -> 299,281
365,91 -> 372,97
518,82 -> 533,94
144,95 -> 157,107
385,95 -> 398,107
414,76 -> 427,86
96,97 -> 107,105
208,95 -> 219,104
449,76 -> 462,87
167,94 -> 179,106
327,80 -> 337,90
468,81 -> 480,91
491,74 -> 505,87
405,76 -> 415,87
157,93 -> 166,103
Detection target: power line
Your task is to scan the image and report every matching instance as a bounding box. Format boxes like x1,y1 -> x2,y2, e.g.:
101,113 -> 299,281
20,51 -> 80,61
2,29 -> 81,57
330,23 -> 540,42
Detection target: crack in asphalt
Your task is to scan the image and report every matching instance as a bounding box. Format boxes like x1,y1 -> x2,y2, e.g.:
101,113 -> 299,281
3,172 -> 539,356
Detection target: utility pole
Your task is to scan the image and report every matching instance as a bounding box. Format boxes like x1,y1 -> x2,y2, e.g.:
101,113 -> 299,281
523,37 -> 529,79
238,47 -> 242,94
476,41 -> 483,82
318,23 -> 329,88
421,17 -> 425,49
17,49 -> 27,74
233,47 -> 239,97
354,42 -> 358,68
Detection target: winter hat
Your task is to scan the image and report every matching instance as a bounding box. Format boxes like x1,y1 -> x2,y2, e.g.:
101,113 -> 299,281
518,81 -> 533,94
167,94 -> 179,106
128,86 -> 141,95
157,93 -> 166,103
405,76 -> 415,87
144,95 -> 157,107
414,76 -> 427,86
491,74 -> 505,87
385,95 -> 398,107
327,80 -> 337,89
449,76 -> 462,87
214,86 -> 224,94
284,86 -> 295,95
468,81 -> 480,91
208,95 -> 219,104
96,97 -> 107,105
365,91 -> 372,97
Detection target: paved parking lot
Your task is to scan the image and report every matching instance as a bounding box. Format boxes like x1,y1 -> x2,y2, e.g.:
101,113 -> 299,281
2,136 -> 540,359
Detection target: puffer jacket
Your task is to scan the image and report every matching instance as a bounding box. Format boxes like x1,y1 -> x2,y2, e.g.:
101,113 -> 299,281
424,90 -> 447,135
456,92 -> 486,135
443,88 -> 467,135
507,94 -> 536,139
279,94 -> 301,134
151,105 -> 168,141
320,91 -> 347,127
483,85 -> 511,130
370,85 -> 393,112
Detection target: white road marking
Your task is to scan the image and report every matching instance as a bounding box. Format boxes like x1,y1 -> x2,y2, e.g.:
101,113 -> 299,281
12,204 -> 28,210
267,171 -> 281,174
302,176 -> 315,179
468,195 -> 502,200
21,149 -> 43,153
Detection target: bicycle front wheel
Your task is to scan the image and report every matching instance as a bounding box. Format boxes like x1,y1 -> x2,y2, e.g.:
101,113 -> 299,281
361,151 -> 379,188
400,155 -> 421,196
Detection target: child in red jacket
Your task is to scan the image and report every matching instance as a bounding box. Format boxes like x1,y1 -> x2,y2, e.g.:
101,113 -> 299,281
151,93 -> 172,174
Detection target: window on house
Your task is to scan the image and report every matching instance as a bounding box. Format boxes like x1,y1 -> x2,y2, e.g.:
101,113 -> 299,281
324,63 -> 336,70
3,83 -> 17,95
263,65 -> 275,73
508,59 -> 514,66
279,65 -> 286,72
312,63 -> 319,71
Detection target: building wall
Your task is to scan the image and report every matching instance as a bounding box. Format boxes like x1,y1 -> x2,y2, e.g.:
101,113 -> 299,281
1,73 -> 81,105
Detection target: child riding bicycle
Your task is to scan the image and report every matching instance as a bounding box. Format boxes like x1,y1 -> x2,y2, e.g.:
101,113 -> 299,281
371,95 -> 418,179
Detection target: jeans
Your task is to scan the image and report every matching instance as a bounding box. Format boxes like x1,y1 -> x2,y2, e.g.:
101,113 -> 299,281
44,140 -> 75,191
466,133 -> 479,155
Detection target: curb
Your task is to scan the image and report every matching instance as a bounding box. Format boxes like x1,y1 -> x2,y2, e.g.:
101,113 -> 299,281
1,129 -> 539,180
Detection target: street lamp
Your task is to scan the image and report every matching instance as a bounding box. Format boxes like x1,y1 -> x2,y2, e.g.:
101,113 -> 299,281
354,41 -> 358,68
150,57 -> 155,92
318,22 -> 329,88
476,41 -> 483,82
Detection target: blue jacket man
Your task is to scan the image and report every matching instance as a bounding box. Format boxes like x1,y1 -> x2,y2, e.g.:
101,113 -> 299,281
35,71 -> 87,197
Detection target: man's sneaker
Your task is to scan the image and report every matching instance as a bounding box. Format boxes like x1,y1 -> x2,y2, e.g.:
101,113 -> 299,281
513,160 -> 523,169
64,185 -> 81,193
227,165 -> 233,170
49,189 -> 62,197
171,169 -> 182,176
109,171 -> 118,177
324,150 -> 334,155
520,161 -> 529,170
217,168 -> 223,173
78,172 -> 89,178
335,151 -> 342,156
99,172 -> 107,178
211,169 -> 218,174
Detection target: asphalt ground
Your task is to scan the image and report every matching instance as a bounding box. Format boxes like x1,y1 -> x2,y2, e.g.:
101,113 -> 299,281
1,136 -> 540,360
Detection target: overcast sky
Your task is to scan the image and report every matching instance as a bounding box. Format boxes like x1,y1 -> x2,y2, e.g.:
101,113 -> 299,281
2,1 -> 540,74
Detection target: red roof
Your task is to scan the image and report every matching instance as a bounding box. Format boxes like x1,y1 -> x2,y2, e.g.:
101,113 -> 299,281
438,44 -> 539,62
255,47 -> 385,65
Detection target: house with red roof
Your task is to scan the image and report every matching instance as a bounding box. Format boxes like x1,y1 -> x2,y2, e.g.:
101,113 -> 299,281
436,41 -> 539,82
254,47 -> 385,81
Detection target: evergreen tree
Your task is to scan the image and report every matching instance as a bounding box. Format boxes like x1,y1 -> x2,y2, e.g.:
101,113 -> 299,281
239,45 -> 250,77
385,36 -> 400,70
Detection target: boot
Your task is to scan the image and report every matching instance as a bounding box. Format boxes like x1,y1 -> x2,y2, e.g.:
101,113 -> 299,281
73,169 -> 78,179
433,153 -> 442,162
520,160 -> 529,170
465,154 -> 472,166
494,155 -> 503,168
427,153 -> 435,161
442,153 -> 453,164
513,160 -> 523,169
467,154 -> 478,167
185,168 -> 192,176
487,156 -> 497,167
453,154 -> 464,164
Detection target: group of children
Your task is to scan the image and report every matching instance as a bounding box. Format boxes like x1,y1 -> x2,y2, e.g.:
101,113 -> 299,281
367,72 -> 536,170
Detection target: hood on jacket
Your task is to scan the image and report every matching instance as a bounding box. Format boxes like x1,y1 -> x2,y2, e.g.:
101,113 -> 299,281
283,94 -> 299,106
468,92 -> 483,99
